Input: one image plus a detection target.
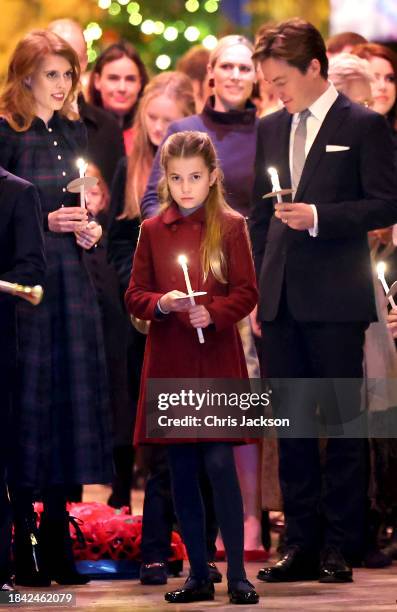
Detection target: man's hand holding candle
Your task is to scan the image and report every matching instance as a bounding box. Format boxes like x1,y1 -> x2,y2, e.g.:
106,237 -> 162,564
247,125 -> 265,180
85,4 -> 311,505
274,202 -> 314,230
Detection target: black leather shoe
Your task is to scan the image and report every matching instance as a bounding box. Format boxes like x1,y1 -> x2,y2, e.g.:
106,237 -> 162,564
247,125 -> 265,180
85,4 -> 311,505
164,577 -> 214,603
319,547 -> 353,583
140,562 -> 167,585
208,561 -> 222,583
228,579 -> 259,605
257,545 -> 319,582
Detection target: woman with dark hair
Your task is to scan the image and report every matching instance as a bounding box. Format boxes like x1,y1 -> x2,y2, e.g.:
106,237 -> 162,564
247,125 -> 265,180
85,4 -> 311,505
88,41 -> 149,153
0,30 -> 112,586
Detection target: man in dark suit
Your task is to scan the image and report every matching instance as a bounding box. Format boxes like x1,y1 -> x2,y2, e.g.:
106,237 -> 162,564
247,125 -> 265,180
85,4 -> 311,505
0,168 -> 45,590
250,18 -> 397,583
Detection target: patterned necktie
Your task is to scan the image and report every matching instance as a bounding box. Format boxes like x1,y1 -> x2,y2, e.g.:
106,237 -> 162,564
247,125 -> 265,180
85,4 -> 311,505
292,109 -> 311,193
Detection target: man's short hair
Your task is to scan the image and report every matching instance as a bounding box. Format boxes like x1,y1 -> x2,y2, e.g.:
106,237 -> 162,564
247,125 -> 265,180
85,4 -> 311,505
253,18 -> 328,79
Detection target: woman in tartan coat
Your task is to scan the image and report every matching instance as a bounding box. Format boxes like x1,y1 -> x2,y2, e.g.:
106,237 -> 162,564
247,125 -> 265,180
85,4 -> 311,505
0,30 -> 112,586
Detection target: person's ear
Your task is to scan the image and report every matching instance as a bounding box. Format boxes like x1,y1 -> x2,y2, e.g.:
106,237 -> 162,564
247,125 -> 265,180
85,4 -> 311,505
209,168 -> 217,186
24,76 -> 31,88
207,63 -> 215,88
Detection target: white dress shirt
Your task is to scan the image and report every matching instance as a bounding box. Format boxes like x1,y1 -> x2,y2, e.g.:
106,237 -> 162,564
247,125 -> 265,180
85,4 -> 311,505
289,82 -> 339,236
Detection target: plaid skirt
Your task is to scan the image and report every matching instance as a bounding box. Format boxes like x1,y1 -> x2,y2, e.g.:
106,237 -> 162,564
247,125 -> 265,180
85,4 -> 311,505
10,233 -> 113,487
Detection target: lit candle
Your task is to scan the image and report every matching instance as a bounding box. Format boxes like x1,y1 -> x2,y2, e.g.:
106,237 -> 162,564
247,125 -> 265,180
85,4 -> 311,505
76,158 -> 88,209
177,254 -> 204,344
268,167 -> 282,203
377,261 -> 397,309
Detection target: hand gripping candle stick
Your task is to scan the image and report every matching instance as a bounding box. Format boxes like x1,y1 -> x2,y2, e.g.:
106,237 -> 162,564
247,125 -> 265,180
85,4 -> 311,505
377,261 -> 397,309
177,254 -> 205,344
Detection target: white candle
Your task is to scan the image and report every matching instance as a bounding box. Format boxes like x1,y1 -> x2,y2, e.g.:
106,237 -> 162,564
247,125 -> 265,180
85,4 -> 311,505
268,167 -> 282,203
178,254 -> 204,344
377,261 -> 397,309
76,158 -> 88,209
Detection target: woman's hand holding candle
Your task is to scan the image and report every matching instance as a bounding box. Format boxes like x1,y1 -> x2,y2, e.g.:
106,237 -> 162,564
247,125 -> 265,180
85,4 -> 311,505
48,206 -> 88,233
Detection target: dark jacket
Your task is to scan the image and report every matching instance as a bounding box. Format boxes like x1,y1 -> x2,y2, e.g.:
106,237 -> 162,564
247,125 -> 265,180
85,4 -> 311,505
107,157 -> 140,293
0,167 -> 45,376
250,94 -> 397,323
78,95 -> 125,188
140,97 -> 258,220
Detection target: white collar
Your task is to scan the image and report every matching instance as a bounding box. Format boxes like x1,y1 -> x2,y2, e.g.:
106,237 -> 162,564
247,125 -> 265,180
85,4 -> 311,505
292,82 -> 339,124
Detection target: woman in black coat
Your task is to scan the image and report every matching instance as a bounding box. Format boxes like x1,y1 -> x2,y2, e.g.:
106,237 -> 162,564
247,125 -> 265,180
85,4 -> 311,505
0,30 -> 112,586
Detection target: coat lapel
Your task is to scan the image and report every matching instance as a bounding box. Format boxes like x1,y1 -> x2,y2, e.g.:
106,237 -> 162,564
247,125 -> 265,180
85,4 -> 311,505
294,94 -> 351,202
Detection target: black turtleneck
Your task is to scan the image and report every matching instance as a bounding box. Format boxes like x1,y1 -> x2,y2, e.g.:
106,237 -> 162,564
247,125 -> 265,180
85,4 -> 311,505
141,96 -> 258,220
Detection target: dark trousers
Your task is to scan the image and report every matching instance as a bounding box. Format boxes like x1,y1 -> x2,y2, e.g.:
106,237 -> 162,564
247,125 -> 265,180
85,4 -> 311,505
168,443 -> 245,582
261,290 -> 368,560
0,385 -> 12,583
141,446 -> 218,563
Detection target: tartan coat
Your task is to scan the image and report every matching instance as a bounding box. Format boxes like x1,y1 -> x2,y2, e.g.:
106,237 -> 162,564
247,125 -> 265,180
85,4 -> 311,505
125,203 -> 258,444
0,115 -> 112,487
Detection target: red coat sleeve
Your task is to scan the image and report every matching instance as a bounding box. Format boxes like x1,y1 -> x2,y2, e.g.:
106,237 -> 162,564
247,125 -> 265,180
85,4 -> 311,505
206,216 -> 258,331
124,220 -> 163,320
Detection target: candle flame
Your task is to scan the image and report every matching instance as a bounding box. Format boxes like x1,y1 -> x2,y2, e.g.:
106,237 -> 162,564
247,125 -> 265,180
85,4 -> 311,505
377,261 -> 386,277
76,157 -> 85,170
178,254 -> 188,266
268,167 -> 277,175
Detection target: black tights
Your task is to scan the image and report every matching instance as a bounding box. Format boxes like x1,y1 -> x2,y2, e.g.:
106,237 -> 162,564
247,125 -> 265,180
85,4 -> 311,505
167,443 -> 245,583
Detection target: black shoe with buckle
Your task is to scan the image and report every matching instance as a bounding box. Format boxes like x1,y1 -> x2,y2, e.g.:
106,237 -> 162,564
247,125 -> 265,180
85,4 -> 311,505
257,545 -> 319,582
228,579 -> 259,605
319,546 -> 353,583
140,562 -> 167,585
207,561 -> 222,583
164,577 -> 214,603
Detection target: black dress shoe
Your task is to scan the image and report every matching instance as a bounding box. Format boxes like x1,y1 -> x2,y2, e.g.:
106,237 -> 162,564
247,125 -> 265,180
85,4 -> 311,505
208,561 -> 222,583
319,547 -> 353,583
164,577 -> 214,603
257,545 -> 319,582
140,562 -> 167,585
228,579 -> 259,605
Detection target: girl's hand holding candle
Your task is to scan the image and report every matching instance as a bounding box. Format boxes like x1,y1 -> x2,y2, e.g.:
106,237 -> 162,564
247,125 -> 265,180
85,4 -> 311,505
75,220 -> 102,250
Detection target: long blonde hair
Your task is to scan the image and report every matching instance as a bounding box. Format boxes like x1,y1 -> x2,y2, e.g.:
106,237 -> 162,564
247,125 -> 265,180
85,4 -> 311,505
122,71 -> 195,219
159,130 -> 237,284
0,30 -> 80,131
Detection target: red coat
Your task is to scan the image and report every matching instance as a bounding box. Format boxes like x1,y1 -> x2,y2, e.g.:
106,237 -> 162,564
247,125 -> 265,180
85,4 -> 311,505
125,203 -> 258,444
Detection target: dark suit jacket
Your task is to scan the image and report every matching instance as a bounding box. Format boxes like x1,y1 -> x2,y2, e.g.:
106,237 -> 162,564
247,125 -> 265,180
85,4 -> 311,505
250,93 -> 397,323
0,167 -> 45,376
78,95 -> 125,188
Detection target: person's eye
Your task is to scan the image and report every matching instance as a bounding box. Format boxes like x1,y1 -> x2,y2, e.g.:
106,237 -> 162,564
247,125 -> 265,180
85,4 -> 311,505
46,71 -> 58,79
240,65 -> 253,73
220,63 -> 233,71
192,174 -> 201,181
386,74 -> 395,83
65,71 -> 73,80
170,176 -> 180,182
107,75 -> 119,81
126,75 -> 138,82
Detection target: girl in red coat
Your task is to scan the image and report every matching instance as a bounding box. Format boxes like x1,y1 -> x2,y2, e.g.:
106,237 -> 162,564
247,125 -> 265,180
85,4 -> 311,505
125,131 -> 259,605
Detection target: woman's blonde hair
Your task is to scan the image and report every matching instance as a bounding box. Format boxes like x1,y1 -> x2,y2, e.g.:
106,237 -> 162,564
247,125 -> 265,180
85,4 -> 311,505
0,30 -> 80,131
159,130 -> 237,284
122,71 -> 195,219
209,34 -> 254,68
